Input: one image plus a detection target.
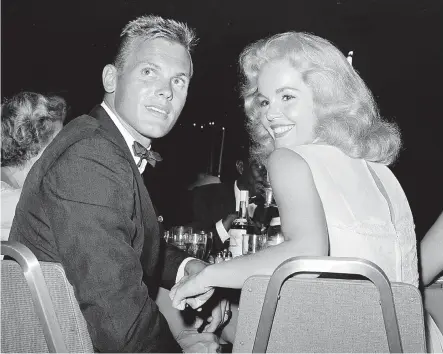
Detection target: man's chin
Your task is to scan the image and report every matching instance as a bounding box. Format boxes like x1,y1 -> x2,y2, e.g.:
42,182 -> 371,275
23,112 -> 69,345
140,127 -> 171,140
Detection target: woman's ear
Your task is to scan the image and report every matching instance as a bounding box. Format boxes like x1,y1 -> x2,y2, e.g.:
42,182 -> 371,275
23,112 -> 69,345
102,64 -> 117,93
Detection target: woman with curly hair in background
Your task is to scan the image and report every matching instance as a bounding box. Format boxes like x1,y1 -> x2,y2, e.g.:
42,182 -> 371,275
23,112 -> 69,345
1,91 -> 66,240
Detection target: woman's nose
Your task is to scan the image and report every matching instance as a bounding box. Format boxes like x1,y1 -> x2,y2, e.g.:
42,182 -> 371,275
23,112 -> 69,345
266,108 -> 282,121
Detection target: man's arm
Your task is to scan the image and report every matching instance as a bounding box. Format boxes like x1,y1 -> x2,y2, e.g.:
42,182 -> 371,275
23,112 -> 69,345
40,138 -> 180,353
158,239 -> 191,289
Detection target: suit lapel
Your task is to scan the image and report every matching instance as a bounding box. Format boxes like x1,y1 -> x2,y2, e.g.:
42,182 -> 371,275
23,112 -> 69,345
89,105 -> 160,274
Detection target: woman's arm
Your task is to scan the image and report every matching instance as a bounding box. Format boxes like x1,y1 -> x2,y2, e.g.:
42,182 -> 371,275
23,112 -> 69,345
200,148 -> 329,289
420,211 -> 443,286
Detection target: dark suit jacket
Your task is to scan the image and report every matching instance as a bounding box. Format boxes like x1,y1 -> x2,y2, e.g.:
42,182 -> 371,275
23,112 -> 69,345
189,183 -> 270,253
188,183 -> 236,252
10,105 -> 187,353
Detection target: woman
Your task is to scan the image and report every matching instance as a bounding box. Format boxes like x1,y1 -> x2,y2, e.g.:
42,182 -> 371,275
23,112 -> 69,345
170,32 -> 442,350
1,91 -> 66,240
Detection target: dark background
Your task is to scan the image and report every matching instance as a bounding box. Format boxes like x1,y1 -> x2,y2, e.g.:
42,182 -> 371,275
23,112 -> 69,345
2,0 -> 442,237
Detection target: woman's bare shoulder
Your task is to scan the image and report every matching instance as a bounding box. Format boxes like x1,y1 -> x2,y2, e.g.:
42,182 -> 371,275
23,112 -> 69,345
268,148 -> 311,176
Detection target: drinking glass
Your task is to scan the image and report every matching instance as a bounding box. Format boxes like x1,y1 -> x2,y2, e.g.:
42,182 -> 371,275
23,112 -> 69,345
243,233 -> 267,255
171,226 -> 192,251
185,231 -> 207,260
163,230 -> 172,243
204,231 -> 213,260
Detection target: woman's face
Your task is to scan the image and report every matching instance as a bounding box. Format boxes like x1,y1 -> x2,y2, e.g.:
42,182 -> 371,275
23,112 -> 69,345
257,59 -> 317,150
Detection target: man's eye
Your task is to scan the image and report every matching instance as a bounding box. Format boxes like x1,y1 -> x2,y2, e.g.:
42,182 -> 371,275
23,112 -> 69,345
282,94 -> 295,101
172,77 -> 186,87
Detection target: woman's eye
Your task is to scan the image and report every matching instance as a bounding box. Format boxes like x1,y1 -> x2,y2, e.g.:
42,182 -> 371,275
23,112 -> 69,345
142,68 -> 154,76
282,94 -> 295,101
259,100 -> 269,107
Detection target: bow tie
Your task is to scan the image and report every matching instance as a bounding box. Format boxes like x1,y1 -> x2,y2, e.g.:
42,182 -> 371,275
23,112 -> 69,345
132,141 -> 162,168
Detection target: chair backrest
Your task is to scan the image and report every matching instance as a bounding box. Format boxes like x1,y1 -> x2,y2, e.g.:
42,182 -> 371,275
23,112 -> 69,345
1,241 -> 94,353
233,256 -> 427,353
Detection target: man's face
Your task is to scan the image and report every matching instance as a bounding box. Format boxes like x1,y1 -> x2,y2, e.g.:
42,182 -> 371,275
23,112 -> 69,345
112,37 -> 191,139
242,162 -> 266,198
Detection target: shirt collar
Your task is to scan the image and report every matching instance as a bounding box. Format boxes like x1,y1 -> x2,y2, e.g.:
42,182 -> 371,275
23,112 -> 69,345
101,102 -> 149,174
234,180 -> 240,212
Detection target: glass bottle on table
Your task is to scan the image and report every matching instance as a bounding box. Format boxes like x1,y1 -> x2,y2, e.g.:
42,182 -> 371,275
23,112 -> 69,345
260,173 -> 283,247
229,190 -> 249,258
260,172 -> 276,233
267,215 -> 284,246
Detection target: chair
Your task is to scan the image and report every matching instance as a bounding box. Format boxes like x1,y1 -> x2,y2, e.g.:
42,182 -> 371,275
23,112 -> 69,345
233,256 -> 427,353
1,241 -> 94,353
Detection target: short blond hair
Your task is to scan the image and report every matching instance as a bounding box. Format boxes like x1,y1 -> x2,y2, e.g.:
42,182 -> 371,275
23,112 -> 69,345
114,15 -> 198,76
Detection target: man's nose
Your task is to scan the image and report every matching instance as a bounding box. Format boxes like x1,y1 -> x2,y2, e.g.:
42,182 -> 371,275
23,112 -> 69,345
156,80 -> 173,101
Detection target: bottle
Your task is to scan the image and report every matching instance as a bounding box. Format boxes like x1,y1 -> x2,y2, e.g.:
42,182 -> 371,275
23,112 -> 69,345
229,190 -> 249,258
224,251 -> 233,261
261,173 -> 278,234
267,216 -> 284,247
215,252 -> 224,263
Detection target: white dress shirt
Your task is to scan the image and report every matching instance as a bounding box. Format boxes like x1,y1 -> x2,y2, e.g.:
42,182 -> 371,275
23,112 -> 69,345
101,102 -> 192,282
215,181 -> 257,243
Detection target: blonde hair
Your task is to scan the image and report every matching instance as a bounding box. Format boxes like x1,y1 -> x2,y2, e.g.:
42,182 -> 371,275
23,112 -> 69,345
114,15 -> 198,76
239,31 -> 401,166
1,92 -> 66,167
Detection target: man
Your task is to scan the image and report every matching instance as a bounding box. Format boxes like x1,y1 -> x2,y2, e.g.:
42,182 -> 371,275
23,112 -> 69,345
189,147 -> 267,252
10,15 -> 223,353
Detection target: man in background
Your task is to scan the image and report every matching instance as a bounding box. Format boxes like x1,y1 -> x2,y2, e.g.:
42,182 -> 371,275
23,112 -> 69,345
188,146 -> 267,252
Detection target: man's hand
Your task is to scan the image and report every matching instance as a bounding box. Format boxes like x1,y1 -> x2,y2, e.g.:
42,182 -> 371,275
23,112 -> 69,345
178,259 -> 214,309
178,260 -> 230,332
176,329 -> 220,353
170,272 -> 213,310
184,258 -> 208,277
222,213 -> 238,231
194,298 -> 231,333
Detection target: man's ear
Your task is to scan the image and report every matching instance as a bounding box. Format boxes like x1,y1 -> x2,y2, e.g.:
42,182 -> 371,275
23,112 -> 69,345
102,64 -> 117,93
236,160 -> 244,175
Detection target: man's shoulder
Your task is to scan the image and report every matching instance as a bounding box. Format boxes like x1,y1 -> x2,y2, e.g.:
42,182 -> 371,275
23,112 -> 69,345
61,114 -> 109,143
26,112 -> 132,187
50,113 -> 125,159
192,182 -> 233,200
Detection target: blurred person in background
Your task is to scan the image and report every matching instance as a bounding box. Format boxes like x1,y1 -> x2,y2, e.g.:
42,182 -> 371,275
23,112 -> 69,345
188,145 -> 267,252
421,210 -> 443,344
421,210 -> 443,286
1,91 -> 66,241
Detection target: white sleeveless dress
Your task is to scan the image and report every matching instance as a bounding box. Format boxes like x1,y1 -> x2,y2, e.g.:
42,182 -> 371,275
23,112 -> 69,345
291,144 -> 442,352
